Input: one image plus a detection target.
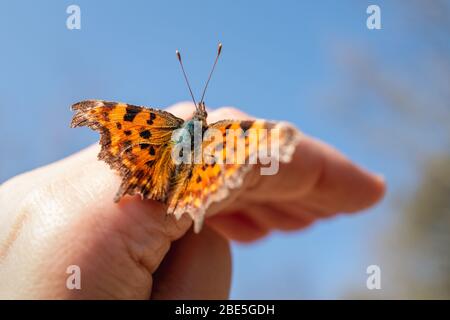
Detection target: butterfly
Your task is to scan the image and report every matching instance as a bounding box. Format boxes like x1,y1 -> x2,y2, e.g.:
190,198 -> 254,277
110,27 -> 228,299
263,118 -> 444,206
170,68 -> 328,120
70,43 -> 301,232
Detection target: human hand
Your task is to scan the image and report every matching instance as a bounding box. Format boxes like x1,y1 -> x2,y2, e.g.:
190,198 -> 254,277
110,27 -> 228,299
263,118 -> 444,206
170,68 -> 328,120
0,103 -> 385,299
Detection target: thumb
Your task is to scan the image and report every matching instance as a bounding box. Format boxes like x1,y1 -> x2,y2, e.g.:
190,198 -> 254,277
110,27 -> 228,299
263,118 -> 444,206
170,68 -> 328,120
151,225 -> 232,299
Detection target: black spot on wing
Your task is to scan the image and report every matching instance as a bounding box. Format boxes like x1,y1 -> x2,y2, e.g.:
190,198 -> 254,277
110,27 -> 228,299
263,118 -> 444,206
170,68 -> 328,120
124,105 -> 141,122
140,143 -> 150,149
116,122 -> 122,130
147,112 -> 157,125
149,146 -> 156,156
196,175 -> 202,183
240,121 -> 254,132
124,130 -> 132,136
140,130 -> 151,139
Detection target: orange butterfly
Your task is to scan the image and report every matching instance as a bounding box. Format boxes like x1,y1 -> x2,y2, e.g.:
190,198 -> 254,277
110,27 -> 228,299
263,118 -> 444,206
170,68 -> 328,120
71,44 -> 301,232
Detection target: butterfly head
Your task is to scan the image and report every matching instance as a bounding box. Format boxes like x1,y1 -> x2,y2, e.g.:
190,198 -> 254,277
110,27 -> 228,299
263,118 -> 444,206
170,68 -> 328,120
193,101 -> 208,123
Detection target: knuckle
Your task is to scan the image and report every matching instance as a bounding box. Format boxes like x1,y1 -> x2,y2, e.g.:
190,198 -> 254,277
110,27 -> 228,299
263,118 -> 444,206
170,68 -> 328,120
215,106 -> 246,118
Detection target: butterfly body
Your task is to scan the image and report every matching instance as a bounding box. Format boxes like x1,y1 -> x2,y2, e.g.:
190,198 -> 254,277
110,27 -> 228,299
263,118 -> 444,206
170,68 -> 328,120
178,119 -> 202,148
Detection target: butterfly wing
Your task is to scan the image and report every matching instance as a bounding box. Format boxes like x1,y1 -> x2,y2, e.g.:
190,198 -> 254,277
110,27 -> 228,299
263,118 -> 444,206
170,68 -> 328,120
167,119 -> 301,232
71,100 -> 184,201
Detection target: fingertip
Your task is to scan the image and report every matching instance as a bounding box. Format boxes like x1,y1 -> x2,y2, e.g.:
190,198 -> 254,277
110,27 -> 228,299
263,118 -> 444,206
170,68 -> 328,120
360,168 -> 387,207
370,173 -> 387,205
342,168 -> 387,214
375,174 -> 386,188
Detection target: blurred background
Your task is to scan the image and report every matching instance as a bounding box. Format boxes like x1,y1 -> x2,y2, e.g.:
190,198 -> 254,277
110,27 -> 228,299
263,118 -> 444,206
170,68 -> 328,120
1,0 -> 449,299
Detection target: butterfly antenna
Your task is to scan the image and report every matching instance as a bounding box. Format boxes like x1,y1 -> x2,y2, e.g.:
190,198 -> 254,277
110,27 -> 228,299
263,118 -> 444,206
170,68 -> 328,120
200,43 -> 222,104
176,49 -> 197,108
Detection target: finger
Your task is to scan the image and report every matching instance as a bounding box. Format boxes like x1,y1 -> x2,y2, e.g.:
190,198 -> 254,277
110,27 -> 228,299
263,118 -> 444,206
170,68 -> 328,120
298,138 -> 386,213
246,136 -> 386,213
207,202 -> 314,242
207,212 -> 269,243
207,107 -> 385,211
243,202 -> 316,231
151,225 -> 231,299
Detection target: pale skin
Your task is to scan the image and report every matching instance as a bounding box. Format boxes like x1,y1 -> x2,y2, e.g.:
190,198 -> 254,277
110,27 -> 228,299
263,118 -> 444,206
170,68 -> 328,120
0,103 -> 385,299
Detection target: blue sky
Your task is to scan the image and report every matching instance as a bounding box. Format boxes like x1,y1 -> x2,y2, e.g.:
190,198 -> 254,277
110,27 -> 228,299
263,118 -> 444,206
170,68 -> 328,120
0,0 -> 437,298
